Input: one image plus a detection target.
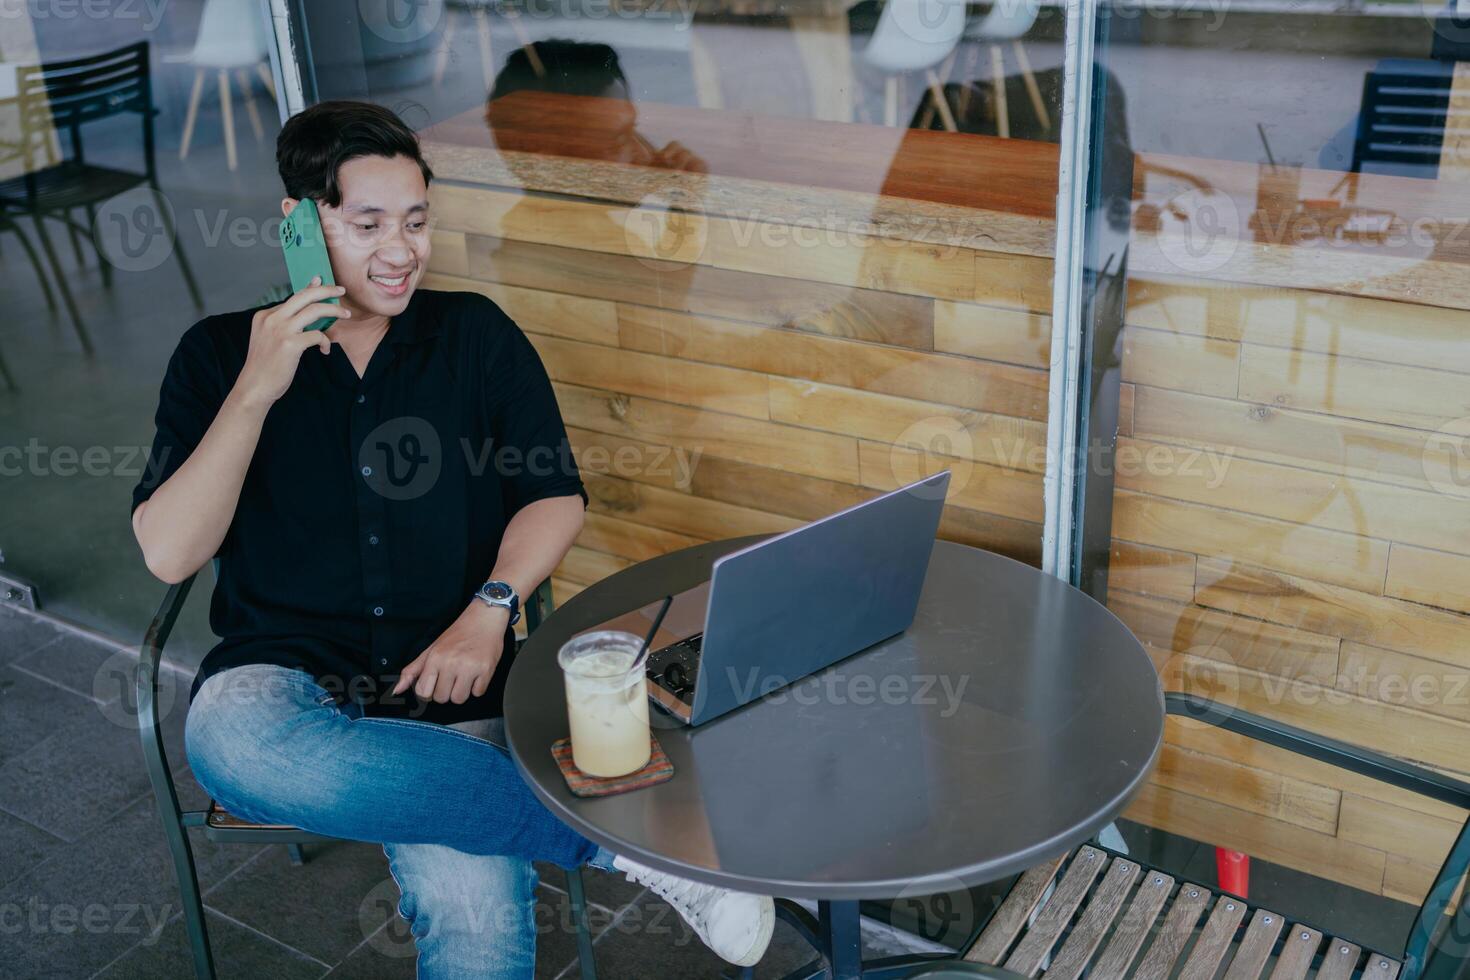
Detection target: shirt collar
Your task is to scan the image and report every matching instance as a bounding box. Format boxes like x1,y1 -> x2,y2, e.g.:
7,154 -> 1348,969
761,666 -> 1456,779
386,288 -> 440,346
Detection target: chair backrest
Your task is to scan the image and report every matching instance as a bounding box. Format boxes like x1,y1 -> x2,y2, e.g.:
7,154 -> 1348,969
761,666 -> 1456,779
187,0 -> 271,69
1350,59 -> 1452,178
861,0 -> 968,73
15,41 -> 153,173
17,41 -> 151,133
963,0 -> 1041,42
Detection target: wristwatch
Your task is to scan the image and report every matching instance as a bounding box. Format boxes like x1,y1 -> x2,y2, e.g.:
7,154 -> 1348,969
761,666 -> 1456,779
474,580 -> 521,625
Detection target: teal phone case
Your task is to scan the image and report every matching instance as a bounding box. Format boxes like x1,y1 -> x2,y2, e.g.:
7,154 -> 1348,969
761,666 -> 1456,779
278,198 -> 338,332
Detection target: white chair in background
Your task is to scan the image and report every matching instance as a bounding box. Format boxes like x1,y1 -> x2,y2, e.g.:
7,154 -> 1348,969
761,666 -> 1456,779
858,0 -> 968,131
961,0 -> 1046,138
173,0 -> 274,171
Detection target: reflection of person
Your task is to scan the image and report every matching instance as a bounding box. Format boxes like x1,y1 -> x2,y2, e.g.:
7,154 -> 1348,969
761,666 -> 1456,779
131,101 -> 771,977
485,39 -> 706,173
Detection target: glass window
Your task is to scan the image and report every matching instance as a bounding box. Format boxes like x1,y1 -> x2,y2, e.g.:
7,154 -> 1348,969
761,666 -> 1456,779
296,0 -> 1067,616
0,1 -> 285,659
1081,0 -> 1470,935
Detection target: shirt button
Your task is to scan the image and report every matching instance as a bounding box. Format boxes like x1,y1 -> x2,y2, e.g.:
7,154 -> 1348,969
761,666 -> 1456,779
361,465 -> 373,477
368,534 -> 379,546
356,394 -> 366,404
380,658 -> 388,666
373,606 -> 384,617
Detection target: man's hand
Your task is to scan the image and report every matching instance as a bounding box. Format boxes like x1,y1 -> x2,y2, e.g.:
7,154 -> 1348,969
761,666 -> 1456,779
392,601 -> 509,704
234,277 -> 349,410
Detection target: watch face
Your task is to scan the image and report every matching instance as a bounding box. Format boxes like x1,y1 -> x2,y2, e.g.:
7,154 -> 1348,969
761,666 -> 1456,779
482,582 -> 513,601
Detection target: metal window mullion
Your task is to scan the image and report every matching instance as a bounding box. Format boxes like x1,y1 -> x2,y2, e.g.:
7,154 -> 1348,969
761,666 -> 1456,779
1041,0 -> 1099,584
263,0 -> 310,121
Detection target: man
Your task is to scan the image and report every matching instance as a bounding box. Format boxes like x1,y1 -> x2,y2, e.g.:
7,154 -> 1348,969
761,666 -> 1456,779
131,100 -> 774,978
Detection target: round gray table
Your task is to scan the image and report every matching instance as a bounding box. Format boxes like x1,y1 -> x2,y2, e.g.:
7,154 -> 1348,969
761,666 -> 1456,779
505,537 -> 1163,979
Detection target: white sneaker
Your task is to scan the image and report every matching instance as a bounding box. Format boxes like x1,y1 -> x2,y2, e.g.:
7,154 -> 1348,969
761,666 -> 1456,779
612,854 -> 775,966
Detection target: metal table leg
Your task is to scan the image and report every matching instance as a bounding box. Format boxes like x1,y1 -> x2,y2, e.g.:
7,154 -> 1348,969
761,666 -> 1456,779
774,898 -> 955,979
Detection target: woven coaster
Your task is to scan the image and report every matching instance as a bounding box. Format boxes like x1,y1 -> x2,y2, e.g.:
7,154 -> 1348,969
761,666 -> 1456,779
551,735 -> 674,797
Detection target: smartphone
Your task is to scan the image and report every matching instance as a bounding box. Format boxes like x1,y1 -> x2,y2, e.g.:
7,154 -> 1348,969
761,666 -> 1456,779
278,198 -> 339,332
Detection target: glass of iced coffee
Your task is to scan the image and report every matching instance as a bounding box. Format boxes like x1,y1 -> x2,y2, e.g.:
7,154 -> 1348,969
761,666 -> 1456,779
557,630 -> 652,777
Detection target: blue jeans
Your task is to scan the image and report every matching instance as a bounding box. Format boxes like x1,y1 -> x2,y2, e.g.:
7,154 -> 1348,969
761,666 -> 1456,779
185,663 -> 618,979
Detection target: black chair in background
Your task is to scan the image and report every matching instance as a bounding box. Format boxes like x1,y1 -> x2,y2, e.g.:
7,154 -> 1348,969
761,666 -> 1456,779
0,41 -> 204,354
1346,59 -> 1455,194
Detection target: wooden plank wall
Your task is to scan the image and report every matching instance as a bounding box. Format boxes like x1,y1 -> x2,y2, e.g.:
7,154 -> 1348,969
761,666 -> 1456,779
1114,272 -> 1470,905
425,178 -> 1470,907
422,181 -> 1057,604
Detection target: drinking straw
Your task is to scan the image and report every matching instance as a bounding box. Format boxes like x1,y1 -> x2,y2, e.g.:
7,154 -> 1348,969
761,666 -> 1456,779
1257,123 -> 1278,168
628,594 -> 674,675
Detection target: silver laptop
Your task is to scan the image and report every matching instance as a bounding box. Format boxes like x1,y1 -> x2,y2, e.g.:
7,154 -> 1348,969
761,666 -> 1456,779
591,471 -> 950,726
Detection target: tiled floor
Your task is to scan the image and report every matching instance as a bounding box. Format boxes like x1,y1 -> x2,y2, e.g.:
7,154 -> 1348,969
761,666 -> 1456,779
0,602 -> 944,979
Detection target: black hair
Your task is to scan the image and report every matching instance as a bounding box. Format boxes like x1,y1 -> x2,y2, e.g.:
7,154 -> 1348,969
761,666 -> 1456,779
276,100 -> 434,207
488,40 -> 629,103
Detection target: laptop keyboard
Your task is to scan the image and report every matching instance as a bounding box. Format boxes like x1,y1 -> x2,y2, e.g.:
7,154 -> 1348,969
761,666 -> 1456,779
647,632 -> 703,702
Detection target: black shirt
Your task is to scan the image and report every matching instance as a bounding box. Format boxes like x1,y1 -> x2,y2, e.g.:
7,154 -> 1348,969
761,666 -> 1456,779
131,289 -> 587,724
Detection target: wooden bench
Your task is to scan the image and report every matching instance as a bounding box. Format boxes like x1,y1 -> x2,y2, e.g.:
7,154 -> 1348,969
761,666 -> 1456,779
904,693 -> 1470,980
961,844 -> 1401,980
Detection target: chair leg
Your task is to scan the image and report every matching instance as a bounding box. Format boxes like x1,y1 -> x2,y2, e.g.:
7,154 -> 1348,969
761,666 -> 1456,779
87,203 -> 112,289
179,68 -> 206,160
0,341 -> 16,390
255,61 -> 276,101
286,843 -> 307,865
9,222 -> 58,311
66,207 -> 85,268
473,5 -> 496,94
29,213 -> 92,354
926,69 -> 958,132
218,69 -> 238,171
152,184 -> 204,310
567,867 -> 598,980
434,12 -> 455,87
884,75 -> 898,128
1011,40 -> 1049,131
158,813 -> 217,979
237,69 -> 264,141
990,44 -> 1010,139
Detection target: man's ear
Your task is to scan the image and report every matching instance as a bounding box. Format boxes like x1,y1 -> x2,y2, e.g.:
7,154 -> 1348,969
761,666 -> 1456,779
281,197 -> 298,218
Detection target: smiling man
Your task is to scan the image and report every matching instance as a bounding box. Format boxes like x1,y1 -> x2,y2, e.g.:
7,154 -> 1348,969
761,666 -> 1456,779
130,101 -> 773,978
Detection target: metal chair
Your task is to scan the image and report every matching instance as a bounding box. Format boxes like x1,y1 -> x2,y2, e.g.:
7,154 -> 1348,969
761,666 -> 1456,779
902,693 -> 1470,980
137,571 -> 600,980
0,41 -> 205,353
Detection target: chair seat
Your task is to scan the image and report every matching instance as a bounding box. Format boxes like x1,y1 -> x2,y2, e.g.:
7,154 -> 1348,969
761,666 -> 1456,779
0,162 -> 148,213
964,845 -> 1402,980
205,802 -> 299,832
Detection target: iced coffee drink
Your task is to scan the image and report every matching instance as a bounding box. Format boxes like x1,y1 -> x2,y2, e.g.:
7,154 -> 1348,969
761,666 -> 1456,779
558,631 -> 652,777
